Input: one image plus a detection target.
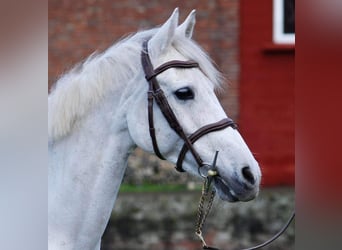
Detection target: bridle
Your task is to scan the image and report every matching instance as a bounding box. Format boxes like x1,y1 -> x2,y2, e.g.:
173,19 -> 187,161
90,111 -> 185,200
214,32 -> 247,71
141,40 -> 295,249
141,40 -> 236,174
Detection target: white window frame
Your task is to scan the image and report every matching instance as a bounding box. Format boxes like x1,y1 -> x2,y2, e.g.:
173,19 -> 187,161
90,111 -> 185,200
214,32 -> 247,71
273,0 -> 295,44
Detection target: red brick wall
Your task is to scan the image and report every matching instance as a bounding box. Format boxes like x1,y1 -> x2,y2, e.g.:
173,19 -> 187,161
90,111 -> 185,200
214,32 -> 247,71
240,0 -> 295,186
48,0 -> 240,120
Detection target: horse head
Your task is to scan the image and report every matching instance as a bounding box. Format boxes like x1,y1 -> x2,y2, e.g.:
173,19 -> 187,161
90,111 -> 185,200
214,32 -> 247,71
127,9 -> 261,202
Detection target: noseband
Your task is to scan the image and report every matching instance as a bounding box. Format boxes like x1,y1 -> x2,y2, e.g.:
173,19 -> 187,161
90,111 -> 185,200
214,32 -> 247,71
141,40 -> 237,173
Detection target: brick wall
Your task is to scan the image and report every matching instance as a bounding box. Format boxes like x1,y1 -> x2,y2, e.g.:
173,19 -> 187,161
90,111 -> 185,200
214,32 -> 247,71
103,189 -> 295,249
48,0 -> 240,120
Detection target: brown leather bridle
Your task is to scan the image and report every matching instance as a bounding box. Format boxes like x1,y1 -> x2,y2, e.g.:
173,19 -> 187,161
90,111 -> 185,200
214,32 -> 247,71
141,40 -> 237,173
140,40 -> 295,250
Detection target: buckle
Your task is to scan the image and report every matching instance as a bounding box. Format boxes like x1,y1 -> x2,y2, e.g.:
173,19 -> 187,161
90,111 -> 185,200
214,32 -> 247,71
198,151 -> 219,178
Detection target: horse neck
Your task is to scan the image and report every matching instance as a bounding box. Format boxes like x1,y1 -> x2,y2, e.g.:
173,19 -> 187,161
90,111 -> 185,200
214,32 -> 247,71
50,78 -> 135,185
49,84 -> 136,249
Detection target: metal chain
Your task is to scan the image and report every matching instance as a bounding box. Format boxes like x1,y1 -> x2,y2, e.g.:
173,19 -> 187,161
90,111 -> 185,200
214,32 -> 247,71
194,177 -> 295,250
196,177 -> 216,249
194,150 -> 294,249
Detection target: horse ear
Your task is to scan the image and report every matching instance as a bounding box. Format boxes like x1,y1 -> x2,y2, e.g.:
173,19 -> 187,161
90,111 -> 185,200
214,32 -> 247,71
177,9 -> 196,38
148,8 -> 179,57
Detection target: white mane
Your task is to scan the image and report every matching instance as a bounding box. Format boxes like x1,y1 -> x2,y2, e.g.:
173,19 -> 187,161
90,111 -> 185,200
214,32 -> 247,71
48,29 -> 223,141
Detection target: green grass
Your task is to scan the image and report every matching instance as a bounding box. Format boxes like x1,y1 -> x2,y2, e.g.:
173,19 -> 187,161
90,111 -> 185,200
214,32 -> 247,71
119,183 -> 198,193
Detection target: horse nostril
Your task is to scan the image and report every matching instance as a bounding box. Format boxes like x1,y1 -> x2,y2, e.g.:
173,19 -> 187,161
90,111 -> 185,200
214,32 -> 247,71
242,166 -> 255,185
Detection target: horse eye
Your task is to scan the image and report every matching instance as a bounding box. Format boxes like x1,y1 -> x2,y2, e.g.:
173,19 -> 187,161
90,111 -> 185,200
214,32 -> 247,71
174,87 -> 194,100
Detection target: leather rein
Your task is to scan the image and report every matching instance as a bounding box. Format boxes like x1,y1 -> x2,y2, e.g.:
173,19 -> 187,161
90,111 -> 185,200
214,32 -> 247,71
141,40 -> 294,249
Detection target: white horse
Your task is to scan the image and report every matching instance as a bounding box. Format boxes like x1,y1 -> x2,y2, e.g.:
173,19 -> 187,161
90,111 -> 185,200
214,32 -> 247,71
48,8 -> 261,250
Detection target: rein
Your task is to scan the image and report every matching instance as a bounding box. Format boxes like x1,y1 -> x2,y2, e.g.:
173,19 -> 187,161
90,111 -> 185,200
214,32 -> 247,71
196,176 -> 295,250
195,152 -> 295,250
140,40 -> 295,249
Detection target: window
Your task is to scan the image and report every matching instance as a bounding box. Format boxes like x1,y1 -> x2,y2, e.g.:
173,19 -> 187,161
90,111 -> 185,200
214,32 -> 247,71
273,0 -> 295,44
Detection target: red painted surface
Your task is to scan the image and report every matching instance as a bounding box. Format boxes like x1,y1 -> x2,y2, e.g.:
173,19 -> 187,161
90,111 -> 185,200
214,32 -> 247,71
239,0 -> 294,186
